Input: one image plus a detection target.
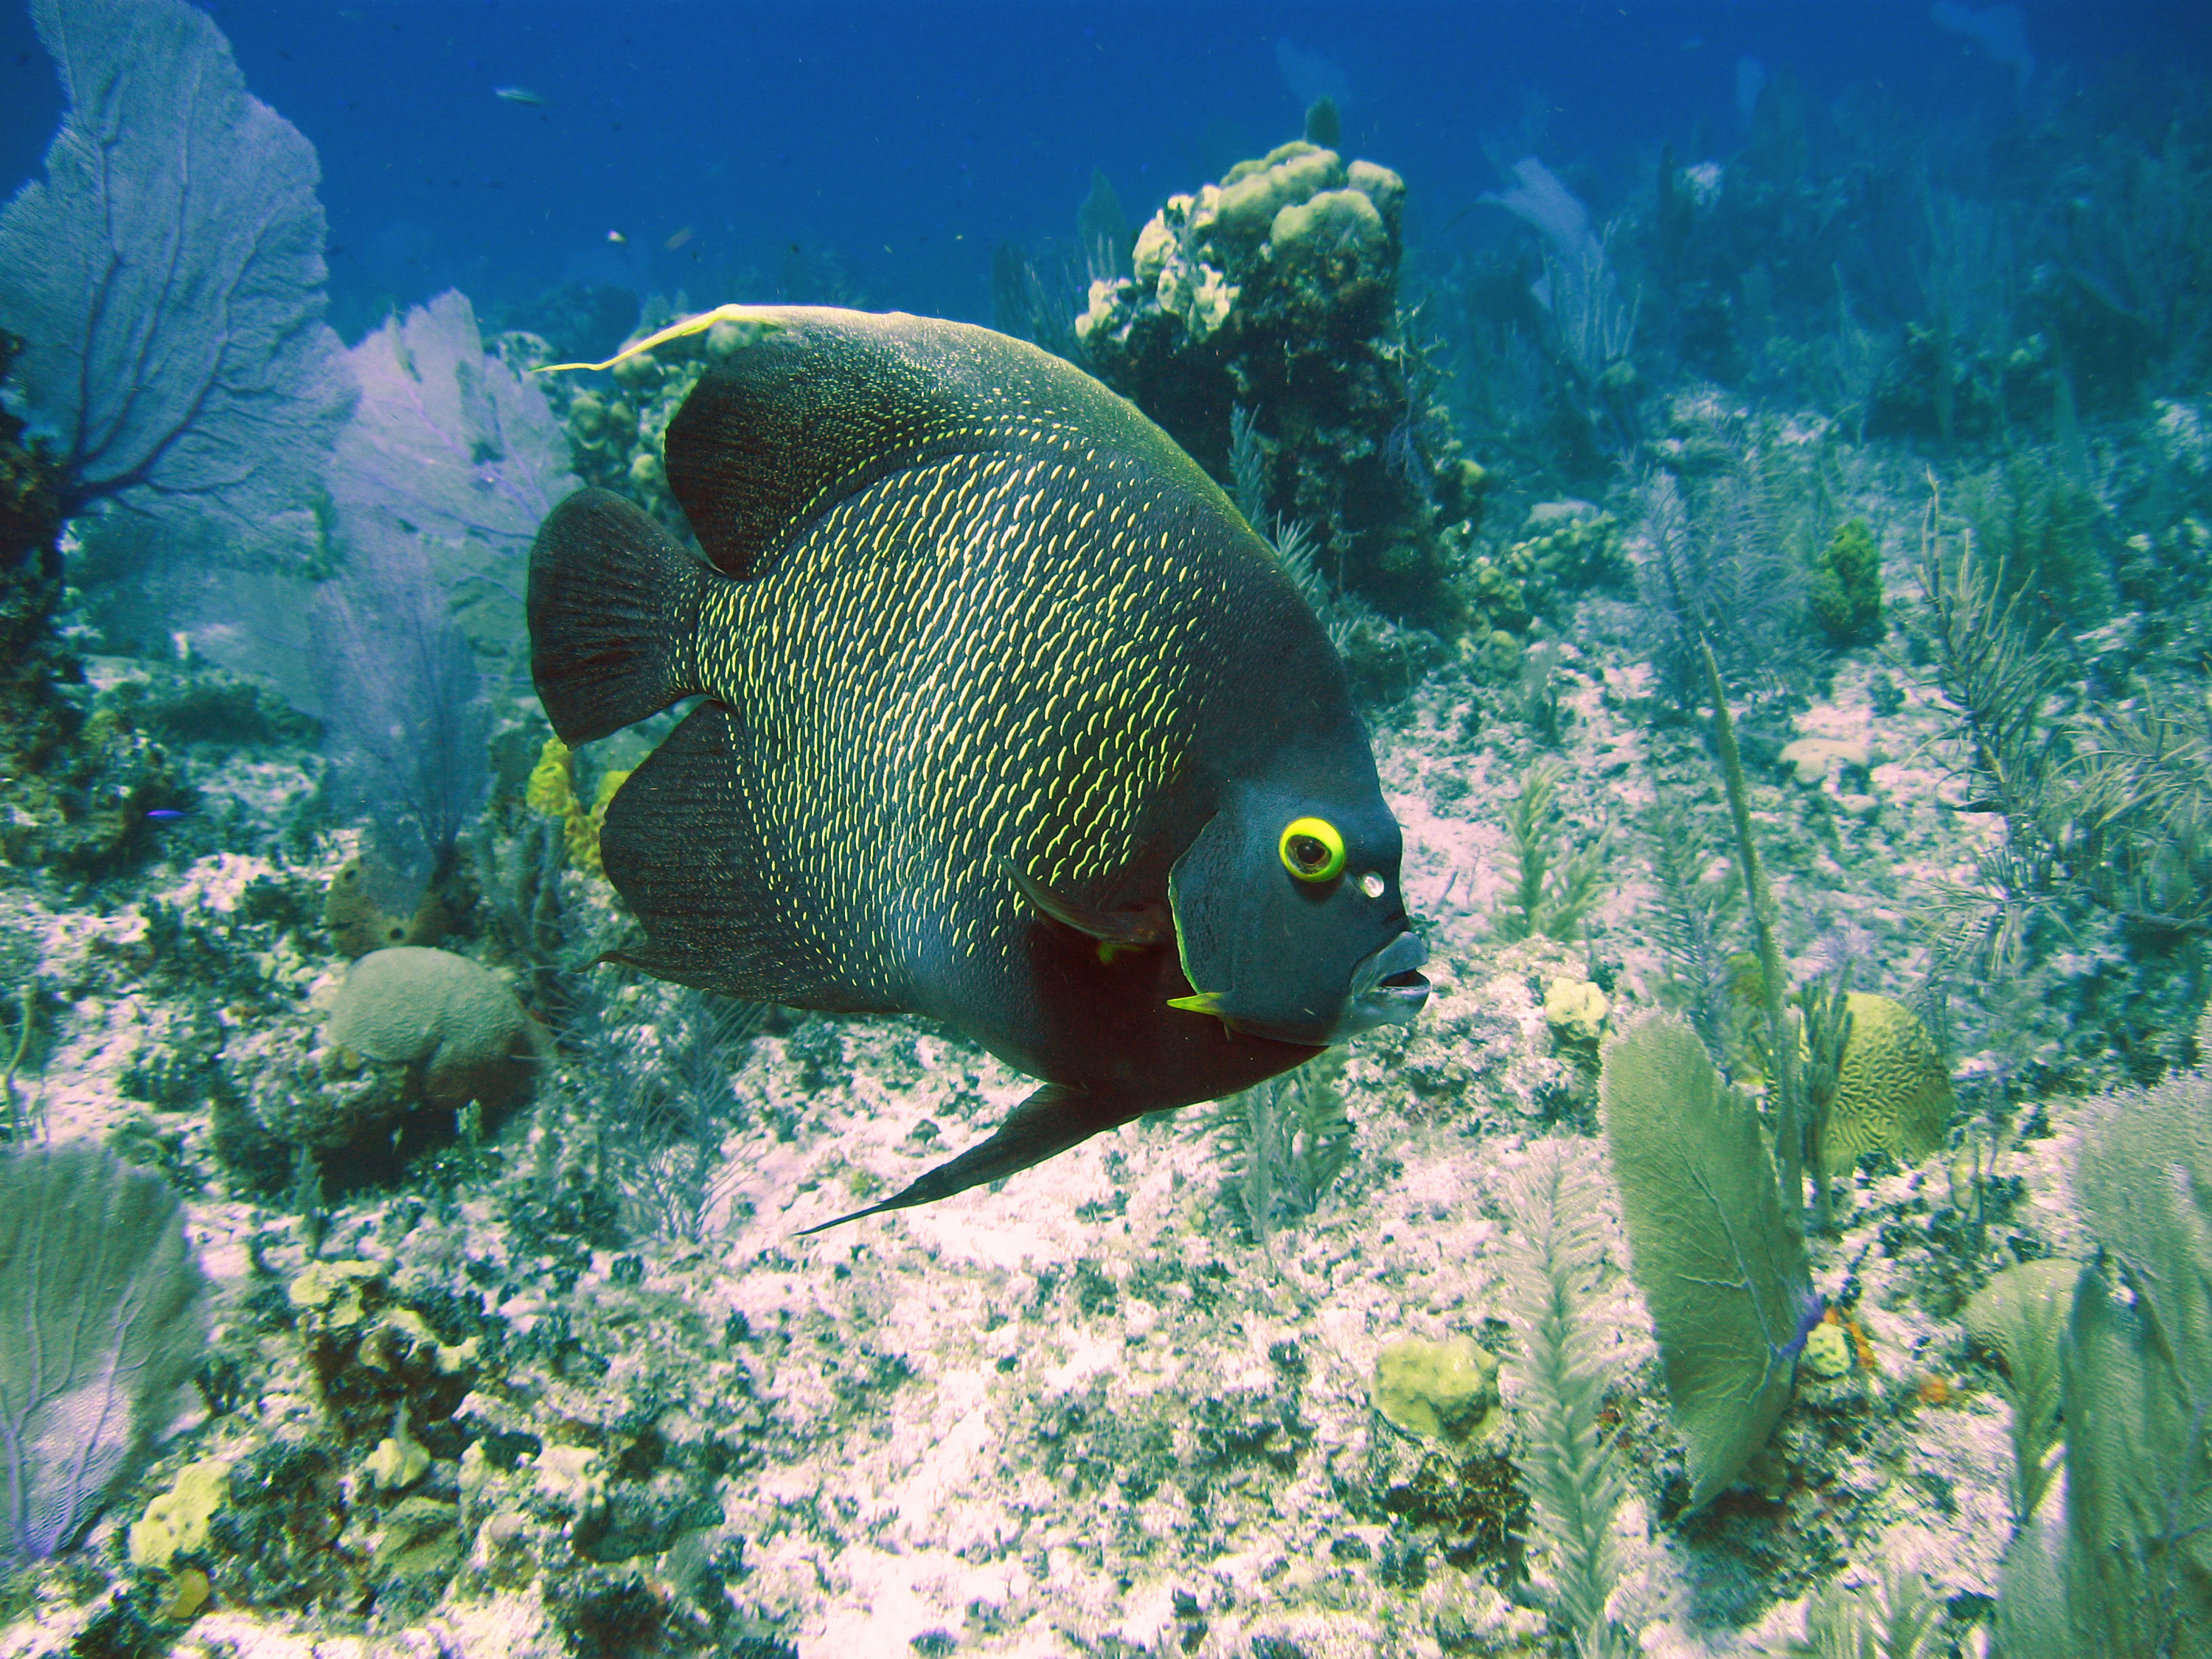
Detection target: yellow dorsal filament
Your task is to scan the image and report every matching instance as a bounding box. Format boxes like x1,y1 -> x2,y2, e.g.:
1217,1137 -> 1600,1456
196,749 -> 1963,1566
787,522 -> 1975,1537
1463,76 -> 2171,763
533,303 -> 781,375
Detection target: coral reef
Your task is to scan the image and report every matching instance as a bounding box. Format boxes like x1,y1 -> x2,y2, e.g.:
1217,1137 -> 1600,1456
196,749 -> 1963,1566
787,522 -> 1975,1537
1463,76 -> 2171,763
1077,140 -> 1480,623
1601,1014 -> 1814,1511
0,330 -> 69,813
9,5 -> 2212,1655
0,336 -> 192,874
526,737 -> 629,879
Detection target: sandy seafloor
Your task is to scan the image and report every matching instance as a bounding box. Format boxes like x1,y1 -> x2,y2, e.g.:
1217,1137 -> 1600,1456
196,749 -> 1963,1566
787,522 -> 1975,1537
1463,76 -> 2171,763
0,439 -> 2110,1658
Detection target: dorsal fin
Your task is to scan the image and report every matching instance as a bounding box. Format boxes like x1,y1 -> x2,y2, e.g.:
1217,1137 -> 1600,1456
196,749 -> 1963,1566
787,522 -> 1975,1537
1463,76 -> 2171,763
662,306 -> 1231,580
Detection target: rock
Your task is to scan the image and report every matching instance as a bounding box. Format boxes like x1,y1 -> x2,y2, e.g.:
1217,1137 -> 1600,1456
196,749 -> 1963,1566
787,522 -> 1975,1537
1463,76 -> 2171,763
1778,736 -> 1871,785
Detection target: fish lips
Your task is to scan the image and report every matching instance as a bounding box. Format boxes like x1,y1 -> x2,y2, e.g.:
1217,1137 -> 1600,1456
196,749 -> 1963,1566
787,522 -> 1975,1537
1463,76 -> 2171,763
1215,929 -> 1430,1046
1334,928 -> 1431,1039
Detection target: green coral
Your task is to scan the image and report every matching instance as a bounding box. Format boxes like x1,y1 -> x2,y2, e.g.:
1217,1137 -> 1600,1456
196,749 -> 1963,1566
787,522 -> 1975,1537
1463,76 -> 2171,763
1964,1257 -> 2074,1527
1495,760 -> 1607,943
1808,517 -> 1884,643
1373,1336 -> 1503,1444
1464,501 -> 1623,643
2000,1060 -> 2212,1658
1600,1013 -> 1812,1510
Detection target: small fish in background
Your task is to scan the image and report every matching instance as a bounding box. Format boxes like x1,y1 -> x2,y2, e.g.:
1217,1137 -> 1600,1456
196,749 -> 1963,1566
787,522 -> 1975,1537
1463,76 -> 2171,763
662,226 -> 693,252
606,229 -> 626,244
143,807 -> 189,822
529,306 -> 1429,1232
493,86 -> 549,108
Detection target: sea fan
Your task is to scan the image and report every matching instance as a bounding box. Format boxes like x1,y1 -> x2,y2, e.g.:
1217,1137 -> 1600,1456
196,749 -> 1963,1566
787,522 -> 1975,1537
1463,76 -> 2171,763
1,1144 -> 206,1561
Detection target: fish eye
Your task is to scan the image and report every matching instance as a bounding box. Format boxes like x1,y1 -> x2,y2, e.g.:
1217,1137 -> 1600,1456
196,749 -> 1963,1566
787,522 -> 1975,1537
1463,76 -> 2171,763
1279,817 -> 1346,883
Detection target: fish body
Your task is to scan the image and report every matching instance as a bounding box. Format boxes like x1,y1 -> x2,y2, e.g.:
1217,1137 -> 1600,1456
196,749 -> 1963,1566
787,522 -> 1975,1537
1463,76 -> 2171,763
529,307 -> 1426,1226
493,86 -> 549,107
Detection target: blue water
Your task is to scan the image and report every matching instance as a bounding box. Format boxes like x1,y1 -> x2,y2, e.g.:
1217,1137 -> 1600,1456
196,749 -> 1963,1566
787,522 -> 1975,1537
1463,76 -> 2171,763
6,1 -> 2206,343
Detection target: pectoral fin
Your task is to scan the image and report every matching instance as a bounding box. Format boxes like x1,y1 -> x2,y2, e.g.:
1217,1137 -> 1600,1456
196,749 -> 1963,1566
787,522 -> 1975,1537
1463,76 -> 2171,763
796,1082 -> 1129,1234
1004,860 -> 1170,950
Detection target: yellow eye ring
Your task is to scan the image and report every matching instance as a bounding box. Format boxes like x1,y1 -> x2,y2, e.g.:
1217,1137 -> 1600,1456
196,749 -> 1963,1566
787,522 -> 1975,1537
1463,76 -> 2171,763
1279,817 -> 1346,883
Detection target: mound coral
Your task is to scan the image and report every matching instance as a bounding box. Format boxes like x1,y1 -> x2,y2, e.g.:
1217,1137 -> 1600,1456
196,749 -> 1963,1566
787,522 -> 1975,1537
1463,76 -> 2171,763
327,947 -> 542,1114
249,948 -> 543,1153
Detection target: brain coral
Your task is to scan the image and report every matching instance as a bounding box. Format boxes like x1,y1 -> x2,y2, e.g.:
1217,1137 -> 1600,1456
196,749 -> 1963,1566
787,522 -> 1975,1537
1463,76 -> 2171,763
1816,992 -> 1955,1177
327,947 -> 543,1113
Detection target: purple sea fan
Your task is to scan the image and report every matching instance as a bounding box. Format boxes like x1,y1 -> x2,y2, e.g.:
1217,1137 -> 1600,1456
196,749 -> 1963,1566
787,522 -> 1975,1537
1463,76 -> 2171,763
327,290 -> 576,659
0,0 -> 352,568
0,1144 -> 206,1562
313,291 -> 576,880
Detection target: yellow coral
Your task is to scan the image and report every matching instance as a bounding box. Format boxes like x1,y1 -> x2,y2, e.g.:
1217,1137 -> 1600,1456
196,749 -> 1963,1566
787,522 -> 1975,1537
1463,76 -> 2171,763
525,734 -> 573,818
129,1458 -> 232,1568
526,736 -> 628,877
1815,992 -> 1955,1177
1372,1335 -> 1502,1444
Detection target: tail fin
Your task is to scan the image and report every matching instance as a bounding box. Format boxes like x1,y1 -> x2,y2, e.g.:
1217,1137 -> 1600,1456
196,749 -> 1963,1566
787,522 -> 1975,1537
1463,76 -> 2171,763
529,489 -> 707,742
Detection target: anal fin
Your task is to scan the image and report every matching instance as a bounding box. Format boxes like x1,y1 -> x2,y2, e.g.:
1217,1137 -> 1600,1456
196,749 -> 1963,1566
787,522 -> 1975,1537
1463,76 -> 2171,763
797,1083 -> 1127,1234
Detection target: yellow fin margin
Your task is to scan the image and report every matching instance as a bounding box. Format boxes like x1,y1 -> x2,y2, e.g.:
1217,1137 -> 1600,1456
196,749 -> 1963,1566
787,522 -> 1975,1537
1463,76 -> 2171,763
533,303 -> 782,375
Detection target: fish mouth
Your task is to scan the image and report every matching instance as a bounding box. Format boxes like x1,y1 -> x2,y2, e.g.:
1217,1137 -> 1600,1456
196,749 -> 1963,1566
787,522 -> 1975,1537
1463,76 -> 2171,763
1336,930 -> 1430,1038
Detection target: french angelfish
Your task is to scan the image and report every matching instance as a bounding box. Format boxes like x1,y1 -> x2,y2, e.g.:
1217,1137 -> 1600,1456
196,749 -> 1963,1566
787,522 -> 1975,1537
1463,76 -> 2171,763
527,305 -> 1428,1231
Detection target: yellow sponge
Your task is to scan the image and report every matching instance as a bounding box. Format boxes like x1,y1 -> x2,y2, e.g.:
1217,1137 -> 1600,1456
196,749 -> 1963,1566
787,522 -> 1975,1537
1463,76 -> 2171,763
129,1458 -> 232,1569
526,736 -> 630,878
